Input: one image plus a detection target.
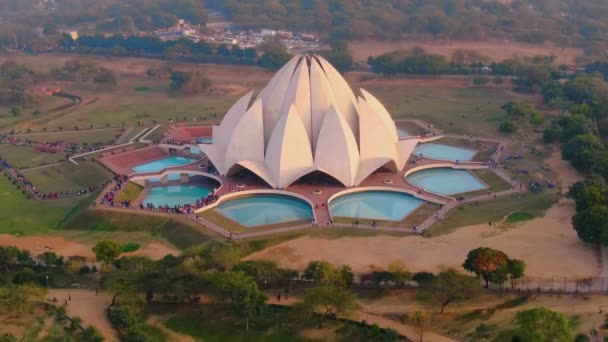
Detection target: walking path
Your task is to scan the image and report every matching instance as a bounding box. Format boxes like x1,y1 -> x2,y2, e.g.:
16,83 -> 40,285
47,289 -> 117,341
266,296 -> 460,342
113,127 -> 133,145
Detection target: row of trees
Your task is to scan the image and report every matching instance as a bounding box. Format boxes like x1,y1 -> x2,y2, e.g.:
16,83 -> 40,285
537,64 -> 608,246
60,34 -> 293,70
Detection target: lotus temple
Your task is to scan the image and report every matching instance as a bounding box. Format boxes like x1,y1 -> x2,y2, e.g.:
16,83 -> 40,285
98,54 -> 515,236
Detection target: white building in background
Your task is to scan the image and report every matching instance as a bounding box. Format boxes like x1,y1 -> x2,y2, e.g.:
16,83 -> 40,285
200,54 -> 418,189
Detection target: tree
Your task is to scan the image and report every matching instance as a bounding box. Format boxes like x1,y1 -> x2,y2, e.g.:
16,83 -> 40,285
92,240 -> 122,264
217,44 -> 231,57
302,260 -> 352,287
0,246 -> 18,272
0,333 -> 17,342
419,269 -> 479,314
81,326 -> 104,342
295,284 -> 358,328
563,134 -> 602,171
499,120 -> 517,133
0,283 -> 46,317
10,105 -> 22,117
507,259 -> 527,288
233,260 -> 295,288
473,76 -> 490,87
210,271 -> 266,331
259,37 -> 291,69
409,310 -> 431,342
514,307 -> 574,342
463,247 -> 509,287
387,260 -> 411,286
37,251 -> 61,267
572,205 -> 608,245
93,67 -> 117,85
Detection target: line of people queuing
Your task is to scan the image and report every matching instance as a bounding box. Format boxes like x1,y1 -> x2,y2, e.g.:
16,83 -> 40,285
140,191 -> 219,215
99,175 -> 130,206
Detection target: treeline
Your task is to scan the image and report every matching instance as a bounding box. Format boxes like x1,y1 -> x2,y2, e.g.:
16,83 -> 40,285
368,48 -> 559,80
537,69 -> 608,246
60,34 -> 291,69
206,0 -> 608,50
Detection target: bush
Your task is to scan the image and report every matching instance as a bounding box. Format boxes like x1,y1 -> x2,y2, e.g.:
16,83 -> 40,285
120,243 -> 141,253
499,120 -> 518,133
412,272 -> 436,285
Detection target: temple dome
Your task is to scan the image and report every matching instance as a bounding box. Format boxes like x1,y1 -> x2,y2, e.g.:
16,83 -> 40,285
200,54 -> 418,189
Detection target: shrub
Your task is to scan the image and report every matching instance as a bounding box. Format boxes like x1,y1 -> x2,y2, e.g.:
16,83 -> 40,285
499,120 -> 518,133
412,272 -> 436,285
120,243 -> 141,253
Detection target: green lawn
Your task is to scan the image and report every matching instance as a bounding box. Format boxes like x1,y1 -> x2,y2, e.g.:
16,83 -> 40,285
151,304 -> 399,342
0,174 -> 92,234
472,169 -> 513,192
115,182 -> 144,202
21,161 -> 113,193
29,78 -> 232,131
367,84 -> 534,138
63,209 -> 220,249
0,93 -> 71,130
0,144 -> 66,169
424,191 -> 559,237
16,128 -> 124,145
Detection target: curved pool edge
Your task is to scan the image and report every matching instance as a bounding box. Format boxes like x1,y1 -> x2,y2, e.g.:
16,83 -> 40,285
328,188 -> 430,222
403,163 -> 487,200
195,189 -> 317,223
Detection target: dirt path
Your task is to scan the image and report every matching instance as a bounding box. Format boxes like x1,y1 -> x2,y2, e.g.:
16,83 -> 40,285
48,289 -> 117,341
266,296 -> 458,342
546,149 -> 582,193
0,234 -> 178,261
247,198 -> 599,278
147,315 -> 196,342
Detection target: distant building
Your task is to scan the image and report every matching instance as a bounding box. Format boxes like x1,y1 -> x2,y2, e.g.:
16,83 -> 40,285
261,29 -> 276,37
61,30 -> 79,40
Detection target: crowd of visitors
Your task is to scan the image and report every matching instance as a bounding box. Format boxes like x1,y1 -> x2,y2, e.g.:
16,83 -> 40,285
99,175 -> 130,206
140,191 -> 219,215
0,134 -> 103,155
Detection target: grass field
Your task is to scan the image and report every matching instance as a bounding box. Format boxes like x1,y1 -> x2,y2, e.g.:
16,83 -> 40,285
16,128 -> 124,145
0,175 -> 92,234
63,209 -> 220,249
114,182 -> 144,202
365,83 -> 537,138
25,78 -> 235,131
21,161 -> 113,193
150,303 -> 396,342
0,94 -> 72,130
0,144 -> 66,169
424,191 -> 558,237
472,169 -> 513,192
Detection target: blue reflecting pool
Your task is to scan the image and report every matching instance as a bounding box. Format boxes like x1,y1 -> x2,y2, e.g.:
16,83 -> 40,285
406,168 -> 486,195
413,143 -> 476,161
330,191 -> 425,221
216,194 -> 313,227
189,147 -> 201,154
133,156 -> 197,173
196,137 -> 212,144
143,185 -> 212,207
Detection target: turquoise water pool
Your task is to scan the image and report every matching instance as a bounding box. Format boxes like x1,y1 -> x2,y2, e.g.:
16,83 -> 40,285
189,147 -> 201,154
143,185 -> 213,207
149,173 -> 189,183
406,168 -> 486,195
330,190 -> 425,221
133,156 -> 197,173
414,143 -> 476,161
216,194 -> 313,227
196,137 -> 212,144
